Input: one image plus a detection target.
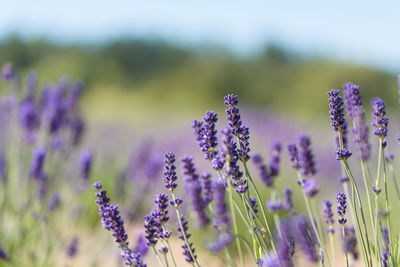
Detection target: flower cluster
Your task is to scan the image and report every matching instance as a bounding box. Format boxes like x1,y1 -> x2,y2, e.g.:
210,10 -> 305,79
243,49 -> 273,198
371,98 -> 388,138
336,192 -> 347,225
94,182 -> 146,266
224,94 -> 250,162
322,200 -> 334,233
192,111 -> 219,160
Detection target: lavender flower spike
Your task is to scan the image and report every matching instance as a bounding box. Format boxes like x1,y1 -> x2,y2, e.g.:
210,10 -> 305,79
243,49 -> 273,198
201,111 -> 218,160
328,90 -> 346,133
224,94 -> 250,162
30,147 -> 47,179
322,200 -> 334,234
371,98 -> 388,138
78,149 -> 92,181
163,152 -> 178,191
94,182 -> 145,266
287,143 -> 300,170
298,135 -> 317,177
336,192 -> 347,225
343,82 -> 370,160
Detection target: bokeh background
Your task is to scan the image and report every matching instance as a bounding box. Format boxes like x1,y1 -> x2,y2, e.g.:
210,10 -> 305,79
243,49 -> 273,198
1,1 -> 400,266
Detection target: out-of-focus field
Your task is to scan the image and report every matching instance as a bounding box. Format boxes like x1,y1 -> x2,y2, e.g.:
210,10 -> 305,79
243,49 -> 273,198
1,36 -> 399,267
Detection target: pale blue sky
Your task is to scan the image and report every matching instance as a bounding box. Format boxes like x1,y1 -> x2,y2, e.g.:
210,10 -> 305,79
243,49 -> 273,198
1,1 -> 400,71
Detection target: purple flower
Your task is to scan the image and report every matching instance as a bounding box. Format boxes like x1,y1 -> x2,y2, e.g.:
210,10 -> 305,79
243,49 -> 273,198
163,152 -> 178,191
302,178 -> 319,198
287,143 -> 300,170
212,180 -> 230,229
0,247 -> 9,261
248,196 -> 259,219
266,199 -> 282,212
343,82 -> 370,160
78,150 -> 92,181
30,147 -> 47,179
133,233 -> 149,257
335,148 -> 352,160
275,220 -> 295,266
295,216 -> 319,262
269,142 -> 282,177
176,215 -> 197,263
382,251 -> 389,267
371,98 -> 388,138
208,231 -> 233,254
201,111 -> 219,160
322,200 -> 334,233
260,253 -> 279,267
221,128 -> 247,194
252,154 -> 274,187
93,182 -> 138,266
144,215 -> 158,246
328,90 -> 346,133
185,179 -> 210,228
336,192 -> 347,225
181,156 -> 199,183
151,194 -> 173,239
201,172 -> 213,205
48,193 -> 61,212
2,62 -> 15,81
283,188 -> 294,211
0,154 -> 6,182
66,237 -> 79,258
298,135 -> 317,177
224,94 -> 250,162
19,100 -> 39,134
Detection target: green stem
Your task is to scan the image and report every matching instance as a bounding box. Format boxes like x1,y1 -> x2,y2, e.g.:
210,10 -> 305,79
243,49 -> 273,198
171,192 -> 200,267
342,226 -> 349,267
339,131 -> 372,266
361,159 -> 376,243
388,163 -> 400,204
241,195 -> 260,262
162,227 -> 177,267
242,163 -> 277,255
297,172 -> 330,267
382,145 -> 393,265
227,180 -> 245,267
152,247 -> 166,267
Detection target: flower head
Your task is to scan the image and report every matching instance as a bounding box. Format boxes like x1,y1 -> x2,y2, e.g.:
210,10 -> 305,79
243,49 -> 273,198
336,192 -> 347,225
298,135 -> 317,177
323,200 -> 334,233
328,90 -> 346,132
371,98 -> 388,138
163,152 -> 178,191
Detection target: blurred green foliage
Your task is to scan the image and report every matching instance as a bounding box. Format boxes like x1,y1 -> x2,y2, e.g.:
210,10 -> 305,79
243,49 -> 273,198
0,36 -> 398,118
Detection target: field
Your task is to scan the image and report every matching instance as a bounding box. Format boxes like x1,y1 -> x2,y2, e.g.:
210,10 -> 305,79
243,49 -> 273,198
0,39 -> 400,267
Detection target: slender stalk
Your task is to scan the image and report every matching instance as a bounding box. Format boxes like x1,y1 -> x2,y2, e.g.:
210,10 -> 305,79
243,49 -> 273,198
311,198 -> 325,246
342,226 -> 350,267
338,131 -> 372,266
227,180 -> 245,267
241,195 -> 260,262
343,161 -> 372,267
361,160 -> 376,243
297,172 -> 331,267
242,163 -> 277,254
382,146 -> 393,265
374,139 -> 383,264
161,226 -> 177,267
153,247 -> 166,267
163,253 -> 170,267
388,163 -> 400,204
171,192 -> 200,267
